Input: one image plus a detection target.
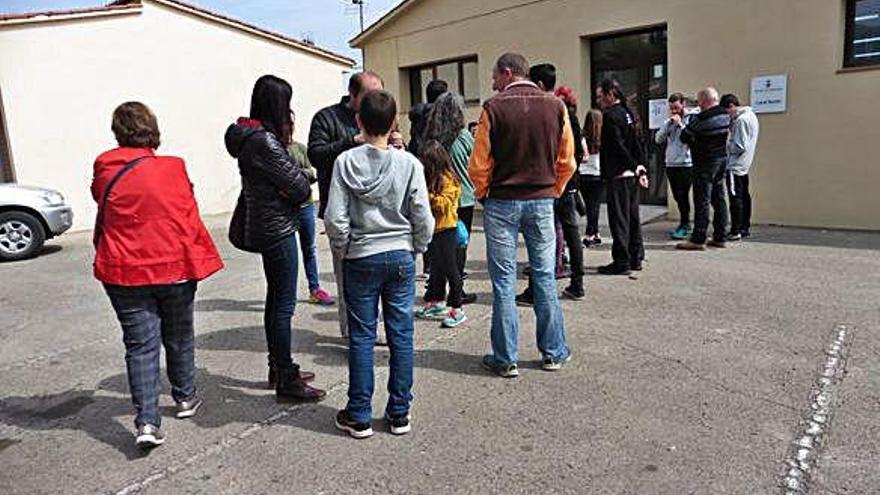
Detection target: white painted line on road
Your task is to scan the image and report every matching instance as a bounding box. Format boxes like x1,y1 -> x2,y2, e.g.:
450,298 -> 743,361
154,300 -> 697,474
0,337 -> 111,373
114,380 -> 348,495
781,325 -> 851,494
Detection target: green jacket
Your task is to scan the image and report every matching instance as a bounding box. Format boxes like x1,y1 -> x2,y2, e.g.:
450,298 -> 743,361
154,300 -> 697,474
288,141 -> 318,205
449,130 -> 475,208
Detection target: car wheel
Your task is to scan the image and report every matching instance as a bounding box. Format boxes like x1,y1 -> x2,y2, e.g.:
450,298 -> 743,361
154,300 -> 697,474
0,210 -> 46,261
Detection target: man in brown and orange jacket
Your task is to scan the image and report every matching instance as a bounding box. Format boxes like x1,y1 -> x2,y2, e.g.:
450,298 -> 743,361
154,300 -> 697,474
468,52 -> 577,378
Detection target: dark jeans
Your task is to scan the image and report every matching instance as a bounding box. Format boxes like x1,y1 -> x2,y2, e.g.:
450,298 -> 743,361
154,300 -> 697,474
456,205 -> 474,277
606,177 -> 644,269
343,250 -> 415,424
691,160 -> 729,244
666,167 -> 693,227
296,203 -> 320,293
104,281 -> 197,427
726,172 -> 752,235
557,193 -> 584,285
579,175 -> 603,237
260,234 -> 299,370
426,228 -> 463,308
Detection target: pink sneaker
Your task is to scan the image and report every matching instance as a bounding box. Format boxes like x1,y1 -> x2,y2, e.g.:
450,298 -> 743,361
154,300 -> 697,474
309,288 -> 335,306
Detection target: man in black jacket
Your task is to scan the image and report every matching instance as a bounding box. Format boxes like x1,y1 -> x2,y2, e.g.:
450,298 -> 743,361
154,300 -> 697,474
677,87 -> 730,250
308,71 -> 387,338
596,80 -> 649,276
408,79 -> 448,158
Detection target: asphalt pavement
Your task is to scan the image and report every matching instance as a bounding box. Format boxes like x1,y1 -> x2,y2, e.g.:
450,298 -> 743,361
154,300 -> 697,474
1,213 -> 878,495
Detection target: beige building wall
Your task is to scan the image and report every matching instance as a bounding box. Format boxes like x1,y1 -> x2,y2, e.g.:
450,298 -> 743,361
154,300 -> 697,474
0,2 -> 351,230
357,0 -> 880,230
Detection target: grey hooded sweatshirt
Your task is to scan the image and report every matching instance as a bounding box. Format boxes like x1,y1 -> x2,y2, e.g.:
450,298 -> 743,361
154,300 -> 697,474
325,144 -> 434,260
654,116 -> 692,167
727,106 -> 760,176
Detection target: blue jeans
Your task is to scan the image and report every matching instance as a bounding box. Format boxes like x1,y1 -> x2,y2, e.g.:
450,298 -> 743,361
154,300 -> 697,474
104,281 -> 197,427
343,250 -> 415,423
296,203 -> 320,293
260,234 -> 299,370
483,198 -> 569,365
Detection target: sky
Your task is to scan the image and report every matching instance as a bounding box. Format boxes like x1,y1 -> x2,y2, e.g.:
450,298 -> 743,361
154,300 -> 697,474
0,0 -> 404,64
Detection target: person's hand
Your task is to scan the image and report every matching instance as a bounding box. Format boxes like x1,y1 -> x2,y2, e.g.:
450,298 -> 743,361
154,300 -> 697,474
670,114 -> 682,125
639,174 -> 650,189
389,131 -> 405,150
353,133 -> 366,144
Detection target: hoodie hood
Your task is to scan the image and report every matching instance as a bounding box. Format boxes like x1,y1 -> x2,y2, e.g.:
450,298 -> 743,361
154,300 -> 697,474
734,106 -> 754,120
224,117 -> 263,158
337,145 -> 399,207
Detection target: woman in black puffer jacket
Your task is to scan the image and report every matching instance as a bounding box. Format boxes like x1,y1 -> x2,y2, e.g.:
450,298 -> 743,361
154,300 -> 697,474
224,75 -> 325,402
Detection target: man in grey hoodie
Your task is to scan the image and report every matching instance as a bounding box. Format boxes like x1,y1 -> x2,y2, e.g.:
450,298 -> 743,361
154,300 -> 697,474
721,94 -> 760,240
325,90 -> 434,439
655,93 -> 693,240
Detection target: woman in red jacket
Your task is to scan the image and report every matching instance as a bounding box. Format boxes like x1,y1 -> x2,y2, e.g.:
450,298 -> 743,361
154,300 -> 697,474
92,102 -> 223,450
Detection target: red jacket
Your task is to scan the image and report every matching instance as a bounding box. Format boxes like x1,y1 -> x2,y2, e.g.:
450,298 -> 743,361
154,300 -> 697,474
91,147 -> 223,286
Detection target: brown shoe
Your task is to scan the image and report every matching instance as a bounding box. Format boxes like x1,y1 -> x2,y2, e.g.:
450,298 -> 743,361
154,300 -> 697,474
275,367 -> 326,402
676,240 -> 706,251
707,239 -> 727,248
268,367 -> 315,389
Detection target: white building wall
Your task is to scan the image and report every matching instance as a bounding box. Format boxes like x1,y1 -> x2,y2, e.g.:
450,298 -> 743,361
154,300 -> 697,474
0,2 -> 350,230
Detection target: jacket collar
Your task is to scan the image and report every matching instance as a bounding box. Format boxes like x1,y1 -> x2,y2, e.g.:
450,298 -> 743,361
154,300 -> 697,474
504,80 -> 539,91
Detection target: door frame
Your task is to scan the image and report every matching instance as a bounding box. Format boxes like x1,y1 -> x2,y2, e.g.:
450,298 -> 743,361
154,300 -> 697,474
0,86 -> 15,183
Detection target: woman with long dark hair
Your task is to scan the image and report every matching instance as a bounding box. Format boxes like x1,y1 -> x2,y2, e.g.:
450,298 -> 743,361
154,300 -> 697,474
580,109 -> 604,246
422,92 -> 477,303
224,75 -> 326,401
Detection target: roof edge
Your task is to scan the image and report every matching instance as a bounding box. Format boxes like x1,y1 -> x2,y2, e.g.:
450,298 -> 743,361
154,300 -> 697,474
350,0 -> 420,48
0,3 -> 141,25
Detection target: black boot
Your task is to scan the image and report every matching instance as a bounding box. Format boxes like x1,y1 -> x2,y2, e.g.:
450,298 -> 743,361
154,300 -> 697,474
268,366 -> 316,389
275,366 -> 326,402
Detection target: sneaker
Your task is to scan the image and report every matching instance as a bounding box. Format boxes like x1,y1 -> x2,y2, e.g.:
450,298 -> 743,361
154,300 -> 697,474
335,410 -> 373,439
707,239 -> 727,248
416,302 -> 447,320
135,424 -> 165,449
725,233 -> 742,242
741,229 -> 752,239
441,308 -> 467,328
562,285 -> 585,300
481,354 -> 519,378
461,292 -> 478,305
597,263 -> 631,276
669,225 -> 691,240
582,235 -> 602,248
676,240 -> 706,251
630,262 -> 643,272
541,353 -> 572,371
309,288 -> 335,306
175,395 -> 203,419
515,290 -> 534,307
385,412 -> 412,435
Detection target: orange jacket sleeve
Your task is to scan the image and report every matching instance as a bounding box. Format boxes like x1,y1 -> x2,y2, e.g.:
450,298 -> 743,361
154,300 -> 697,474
467,109 -> 494,200
554,106 -> 577,197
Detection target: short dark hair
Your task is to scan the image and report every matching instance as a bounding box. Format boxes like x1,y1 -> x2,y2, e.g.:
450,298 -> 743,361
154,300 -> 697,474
359,90 -> 397,136
426,79 -> 448,104
529,63 -> 557,91
348,71 -> 384,97
720,93 -> 740,108
250,74 -> 293,144
495,53 -> 529,77
112,101 -> 161,149
668,92 -> 686,104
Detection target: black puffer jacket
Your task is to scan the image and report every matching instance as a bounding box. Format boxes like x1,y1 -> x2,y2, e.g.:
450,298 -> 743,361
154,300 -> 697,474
307,96 -> 359,218
225,118 -> 310,251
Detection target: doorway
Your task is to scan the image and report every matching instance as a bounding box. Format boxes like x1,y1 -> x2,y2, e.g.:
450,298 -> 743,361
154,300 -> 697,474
0,87 -> 14,183
591,27 -> 667,204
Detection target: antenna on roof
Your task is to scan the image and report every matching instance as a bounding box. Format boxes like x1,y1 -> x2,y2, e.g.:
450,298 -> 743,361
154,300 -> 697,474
350,0 -> 365,33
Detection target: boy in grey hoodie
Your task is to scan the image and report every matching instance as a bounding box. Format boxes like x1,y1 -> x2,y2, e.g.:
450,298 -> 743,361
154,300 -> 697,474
325,90 -> 434,439
721,94 -> 760,240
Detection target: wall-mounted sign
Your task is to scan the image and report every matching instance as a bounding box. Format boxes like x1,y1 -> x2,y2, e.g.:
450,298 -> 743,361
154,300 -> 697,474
750,74 -> 787,114
648,98 -> 668,130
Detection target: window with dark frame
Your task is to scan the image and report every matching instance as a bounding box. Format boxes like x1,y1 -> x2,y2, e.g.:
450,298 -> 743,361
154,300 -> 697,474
845,0 -> 880,67
408,57 -> 480,107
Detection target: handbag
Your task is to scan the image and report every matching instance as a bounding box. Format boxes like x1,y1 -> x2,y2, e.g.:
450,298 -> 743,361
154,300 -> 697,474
93,156 -> 149,248
228,194 -> 260,253
455,219 -> 469,247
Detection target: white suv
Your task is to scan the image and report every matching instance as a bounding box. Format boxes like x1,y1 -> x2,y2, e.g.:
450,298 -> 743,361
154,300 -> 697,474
0,184 -> 73,261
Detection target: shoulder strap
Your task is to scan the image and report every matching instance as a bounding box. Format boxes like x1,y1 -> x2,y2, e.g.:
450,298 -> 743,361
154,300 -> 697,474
94,156 -> 150,244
